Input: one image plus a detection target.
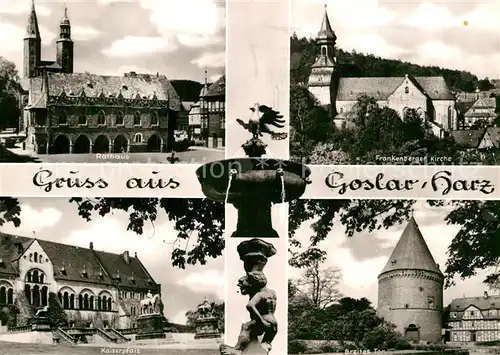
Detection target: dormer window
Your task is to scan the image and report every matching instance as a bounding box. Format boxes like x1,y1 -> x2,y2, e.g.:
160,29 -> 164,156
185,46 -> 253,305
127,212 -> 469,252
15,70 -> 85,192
86,81 -> 93,88
122,85 -> 128,90
391,259 -> 396,264
81,267 -> 88,278
0,258 -> 4,267
61,265 -> 67,275
98,270 -> 104,280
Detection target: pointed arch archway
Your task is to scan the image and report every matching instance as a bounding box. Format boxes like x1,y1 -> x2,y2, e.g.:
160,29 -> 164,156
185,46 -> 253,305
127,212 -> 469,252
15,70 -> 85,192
113,135 -> 128,153
94,135 -> 110,154
74,135 -> 91,154
147,134 -> 162,152
53,135 -> 70,154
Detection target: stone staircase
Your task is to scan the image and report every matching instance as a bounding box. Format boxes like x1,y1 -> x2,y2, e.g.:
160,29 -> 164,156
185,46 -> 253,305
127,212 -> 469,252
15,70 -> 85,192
108,328 -> 130,343
55,327 -> 76,345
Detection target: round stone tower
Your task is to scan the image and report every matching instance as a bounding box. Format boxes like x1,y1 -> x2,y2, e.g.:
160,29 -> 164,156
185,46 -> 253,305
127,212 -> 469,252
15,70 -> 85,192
377,217 -> 444,343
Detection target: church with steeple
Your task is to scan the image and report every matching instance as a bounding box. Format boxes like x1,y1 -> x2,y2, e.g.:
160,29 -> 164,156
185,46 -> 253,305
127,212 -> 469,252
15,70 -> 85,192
20,1 -> 182,156
377,217 -> 444,343
307,6 -> 458,138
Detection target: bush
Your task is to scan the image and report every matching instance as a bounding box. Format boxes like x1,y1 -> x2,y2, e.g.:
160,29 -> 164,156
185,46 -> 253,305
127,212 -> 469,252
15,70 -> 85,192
47,292 -> 67,328
288,339 -> 308,354
320,344 -> 341,353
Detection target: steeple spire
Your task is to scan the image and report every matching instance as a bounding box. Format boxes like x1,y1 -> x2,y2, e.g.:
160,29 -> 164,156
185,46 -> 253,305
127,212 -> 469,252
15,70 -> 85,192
61,3 -> 70,26
25,0 -> 41,39
204,67 -> 208,85
317,4 -> 336,41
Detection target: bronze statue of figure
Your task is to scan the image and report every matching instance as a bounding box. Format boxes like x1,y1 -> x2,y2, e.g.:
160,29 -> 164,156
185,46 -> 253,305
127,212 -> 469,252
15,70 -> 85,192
220,271 -> 277,355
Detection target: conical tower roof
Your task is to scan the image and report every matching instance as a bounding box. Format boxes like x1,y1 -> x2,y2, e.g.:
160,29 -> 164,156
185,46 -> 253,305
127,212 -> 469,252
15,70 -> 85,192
25,0 -> 40,39
379,217 -> 443,276
317,5 -> 336,41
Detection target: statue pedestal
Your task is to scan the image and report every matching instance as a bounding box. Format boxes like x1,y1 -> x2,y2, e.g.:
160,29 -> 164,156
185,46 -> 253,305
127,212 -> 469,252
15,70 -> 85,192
136,314 -> 166,340
194,316 -> 220,339
31,317 -> 51,331
242,339 -> 268,354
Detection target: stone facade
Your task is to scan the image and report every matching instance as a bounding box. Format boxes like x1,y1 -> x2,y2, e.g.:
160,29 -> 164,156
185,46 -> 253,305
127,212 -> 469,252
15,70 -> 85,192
0,233 -> 160,331
377,218 -> 444,343
308,7 -> 457,138
20,2 -> 181,155
447,293 -> 500,343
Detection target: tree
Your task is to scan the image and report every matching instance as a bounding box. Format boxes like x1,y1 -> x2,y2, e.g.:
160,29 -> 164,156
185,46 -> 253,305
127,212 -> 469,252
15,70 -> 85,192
47,292 -> 68,328
0,57 -> 21,130
291,260 -> 342,309
470,118 -> 489,130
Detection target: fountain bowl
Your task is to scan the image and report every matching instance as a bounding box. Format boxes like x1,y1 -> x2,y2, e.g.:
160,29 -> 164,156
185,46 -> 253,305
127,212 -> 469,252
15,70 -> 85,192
196,158 -> 311,204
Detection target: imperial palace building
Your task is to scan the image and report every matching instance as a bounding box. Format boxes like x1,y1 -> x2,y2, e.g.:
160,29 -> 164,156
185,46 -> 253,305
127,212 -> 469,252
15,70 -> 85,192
0,232 -> 160,331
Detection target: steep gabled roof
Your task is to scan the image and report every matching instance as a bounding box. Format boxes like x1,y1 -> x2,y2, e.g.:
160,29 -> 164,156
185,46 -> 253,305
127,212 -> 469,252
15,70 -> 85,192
25,0 -> 41,39
202,75 -> 225,98
0,233 -> 32,276
379,217 -> 443,276
451,129 -> 483,148
449,295 -> 500,312
336,76 -> 455,102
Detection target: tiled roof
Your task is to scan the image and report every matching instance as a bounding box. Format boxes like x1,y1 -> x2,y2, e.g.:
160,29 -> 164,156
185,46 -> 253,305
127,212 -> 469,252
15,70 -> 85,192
456,101 -> 474,115
474,98 -> 497,108
203,75 -> 225,98
483,127 -> 500,148
449,295 -> 500,312
451,130 -> 483,148
0,233 -> 157,291
181,101 -> 196,111
0,233 -> 32,276
379,217 -> 443,276
41,72 -> 181,111
337,76 -> 454,101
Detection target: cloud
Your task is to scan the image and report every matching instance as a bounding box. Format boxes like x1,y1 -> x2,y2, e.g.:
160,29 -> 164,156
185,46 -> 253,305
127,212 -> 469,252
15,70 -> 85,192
140,0 -> 222,36
170,309 -> 189,324
72,26 -> 101,41
405,2 -> 458,31
0,1 -> 51,16
103,65 -> 157,77
0,23 -> 24,52
176,33 -> 223,48
39,25 -> 56,45
177,269 -> 225,300
15,205 -> 63,233
463,3 -> 500,32
101,36 -> 177,57
191,51 -> 225,68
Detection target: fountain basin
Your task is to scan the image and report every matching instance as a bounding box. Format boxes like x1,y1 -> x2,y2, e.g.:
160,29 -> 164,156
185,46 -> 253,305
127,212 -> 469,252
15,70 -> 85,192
196,158 -> 311,238
196,158 -> 311,204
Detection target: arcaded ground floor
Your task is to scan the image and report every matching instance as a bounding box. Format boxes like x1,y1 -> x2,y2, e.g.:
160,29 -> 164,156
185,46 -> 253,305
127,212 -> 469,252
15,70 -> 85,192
4,144 -> 224,164
0,341 -> 218,355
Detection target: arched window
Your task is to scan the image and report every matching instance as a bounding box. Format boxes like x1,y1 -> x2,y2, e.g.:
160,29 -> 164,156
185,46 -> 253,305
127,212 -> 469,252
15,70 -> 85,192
41,286 -> 48,306
32,285 -> 40,306
321,47 -> 326,56
25,285 -> 31,304
63,292 -> 69,309
0,287 -> 6,304
33,252 -> 38,263
151,112 -> 159,126
84,294 -> 89,310
39,273 -> 44,283
38,254 -> 43,263
78,294 -> 83,310
59,112 -> 67,125
7,289 -> 13,305
98,296 -> 102,310
58,292 -> 62,304
29,253 -> 32,262
116,111 -> 124,126
90,296 -> 94,310
79,115 -> 87,125
134,133 -> 143,143
26,271 -> 32,283
98,111 -> 106,125
32,270 -> 39,283
405,86 -> 409,94
133,112 -> 141,126
107,298 -> 112,311
70,294 -> 75,309
102,296 -> 107,311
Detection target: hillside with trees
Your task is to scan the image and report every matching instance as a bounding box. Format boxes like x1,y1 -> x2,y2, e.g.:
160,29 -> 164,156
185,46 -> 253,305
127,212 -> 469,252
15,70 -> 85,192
291,33 -> 494,92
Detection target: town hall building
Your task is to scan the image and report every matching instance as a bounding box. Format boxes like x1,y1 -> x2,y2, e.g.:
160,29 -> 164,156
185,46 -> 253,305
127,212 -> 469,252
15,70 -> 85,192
308,6 -> 457,138
20,2 -> 181,155
0,232 -> 160,330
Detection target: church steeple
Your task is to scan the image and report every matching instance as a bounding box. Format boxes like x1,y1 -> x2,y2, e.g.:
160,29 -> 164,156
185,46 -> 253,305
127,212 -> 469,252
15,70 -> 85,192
23,0 -> 41,77
312,5 -> 337,68
56,3 -> 74,73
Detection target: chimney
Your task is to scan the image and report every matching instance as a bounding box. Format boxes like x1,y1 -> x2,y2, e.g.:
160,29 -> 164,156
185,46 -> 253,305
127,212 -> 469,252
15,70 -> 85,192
484,291 -> 489,299
123,251 -> 130,264
89,241 -> 93,250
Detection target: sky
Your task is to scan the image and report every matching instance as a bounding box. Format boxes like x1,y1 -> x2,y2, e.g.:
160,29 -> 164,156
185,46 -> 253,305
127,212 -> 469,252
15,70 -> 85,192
291,0 -> 500,80
0,197 -> 225,325
0,0 -> 225,82
289,200 -> 493,307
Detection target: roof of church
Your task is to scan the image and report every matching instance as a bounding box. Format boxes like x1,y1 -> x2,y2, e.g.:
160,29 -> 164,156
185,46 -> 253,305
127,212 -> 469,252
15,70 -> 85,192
317,6 -> 336,41
337,76 -> 455,101
25,0 -> 40,39
449,294 -> 500,312
379,217 -> 443,276
202,75 -> 225,98
34,72 -> 181,111
0,232 -> 158,291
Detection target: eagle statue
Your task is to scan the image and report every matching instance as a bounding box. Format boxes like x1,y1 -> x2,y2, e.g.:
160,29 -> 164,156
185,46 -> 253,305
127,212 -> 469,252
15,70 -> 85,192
236,103 -> 287,140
